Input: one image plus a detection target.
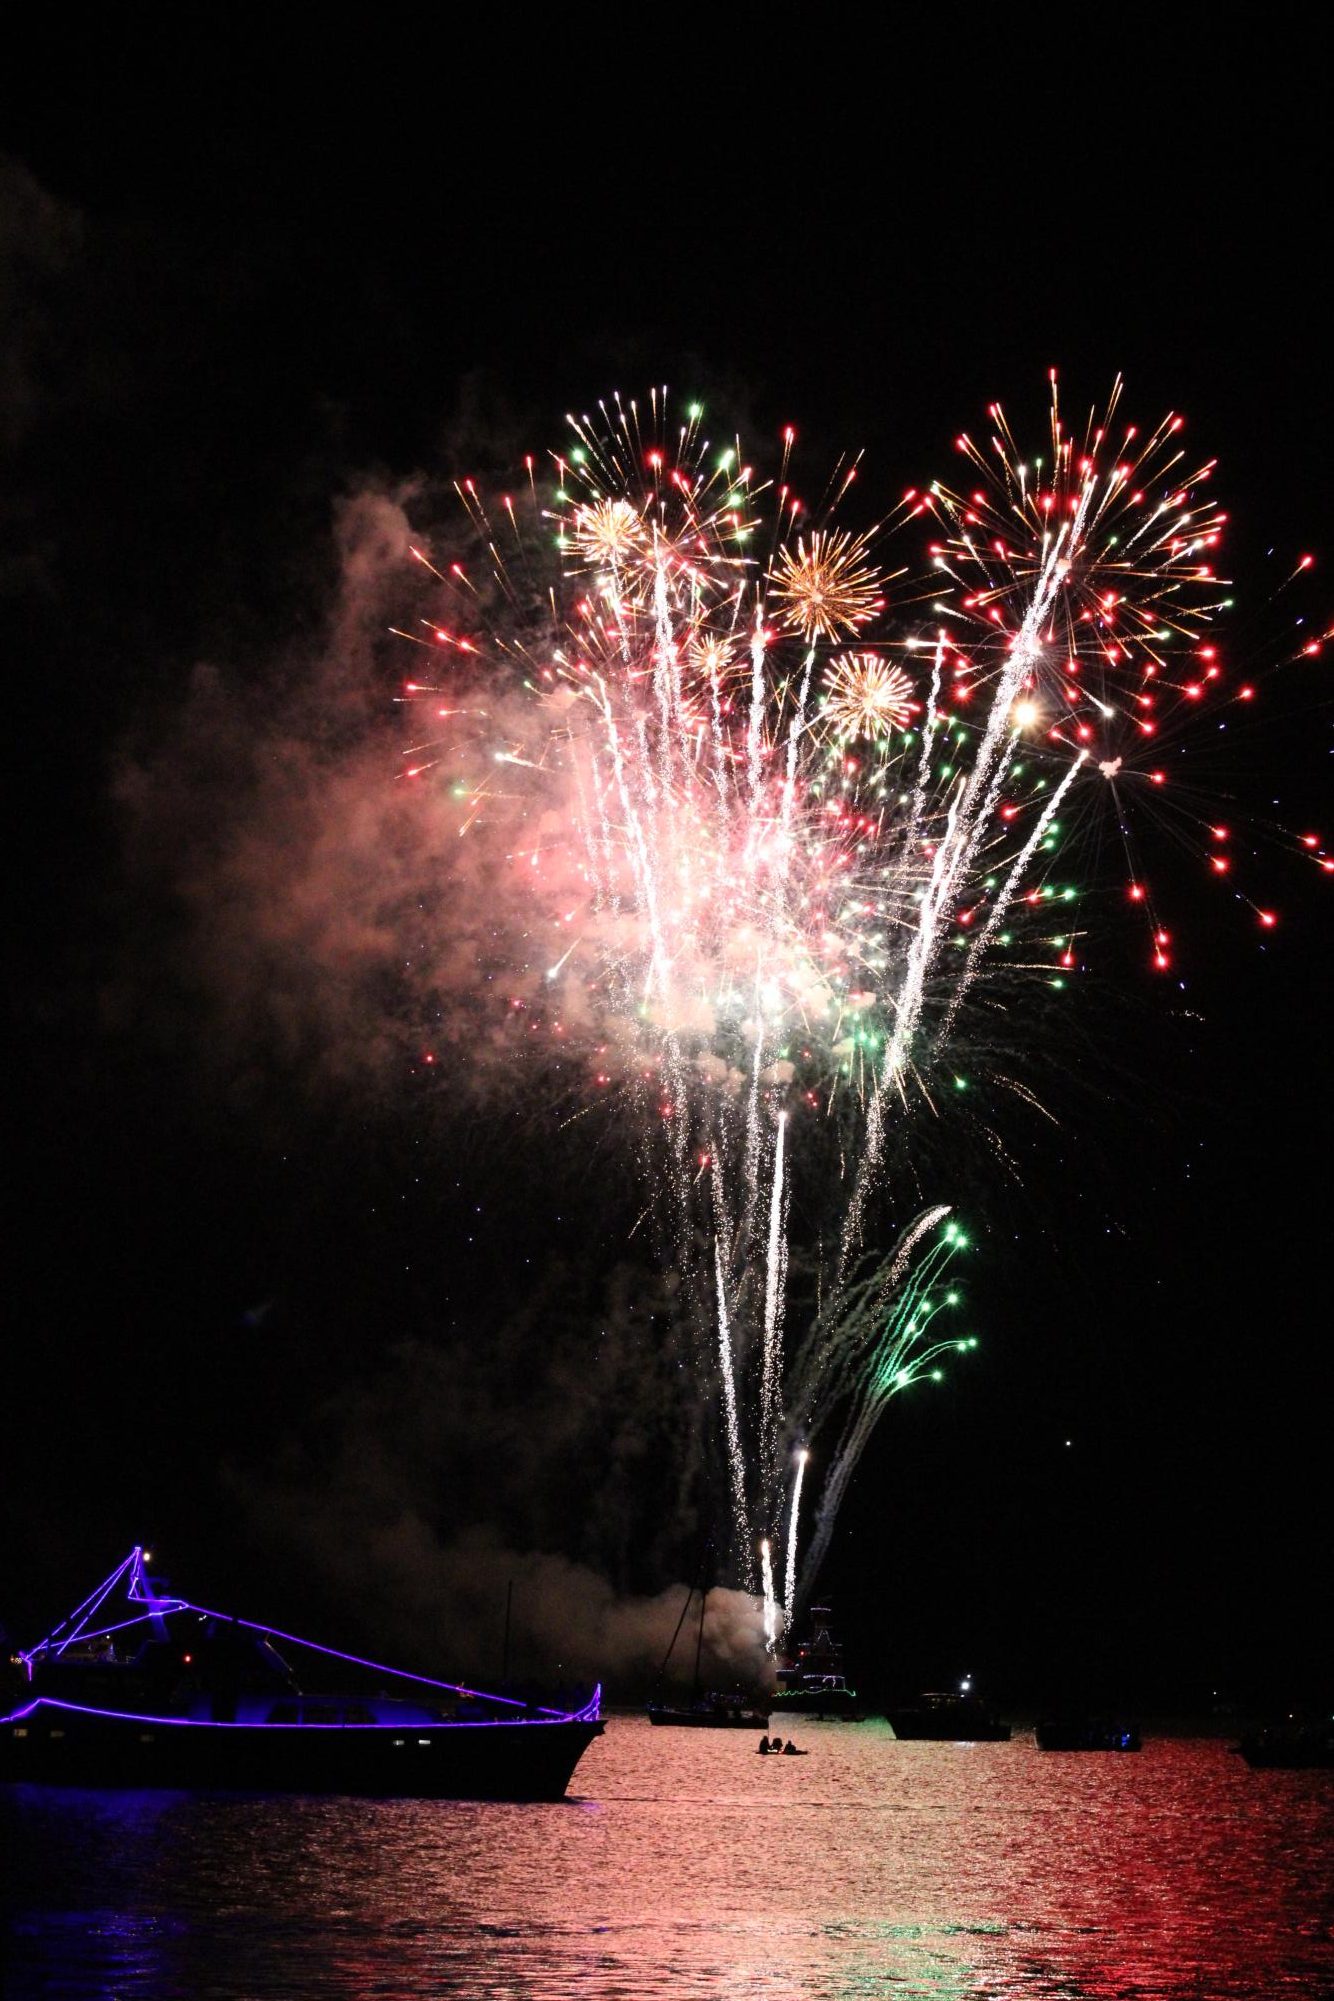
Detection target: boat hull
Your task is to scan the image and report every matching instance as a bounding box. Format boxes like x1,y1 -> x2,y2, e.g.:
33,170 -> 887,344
1,1701 -> 603,1800
646,1705 -> 768,1728
1035,1719 -> 1141,1752
1235,1727 -> 1334,1770
886,1709 -> 1011,1742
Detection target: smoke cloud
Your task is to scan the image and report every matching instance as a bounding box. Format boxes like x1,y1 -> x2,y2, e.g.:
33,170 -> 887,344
107,466 -> 779,1687
225,1281 -> 771,1694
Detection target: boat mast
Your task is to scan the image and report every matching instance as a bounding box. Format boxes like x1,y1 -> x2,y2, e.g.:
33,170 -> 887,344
501,1579 -> 513,1684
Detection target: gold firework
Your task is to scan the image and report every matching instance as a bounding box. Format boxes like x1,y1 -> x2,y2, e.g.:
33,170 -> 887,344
690,634 -> 739,684
571,497 -> 645,567
770,529 -> 882,642
820,652 -> 914,738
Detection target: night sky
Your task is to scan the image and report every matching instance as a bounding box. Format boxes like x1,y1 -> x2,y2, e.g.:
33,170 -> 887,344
4,33 -> 1330,1713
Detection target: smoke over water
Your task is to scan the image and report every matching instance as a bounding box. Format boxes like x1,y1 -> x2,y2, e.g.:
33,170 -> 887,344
220,1274 -> 774,1695
234,1502 -> 771,1695
113,377 -> 1251,1673
110,480 -> 782,1685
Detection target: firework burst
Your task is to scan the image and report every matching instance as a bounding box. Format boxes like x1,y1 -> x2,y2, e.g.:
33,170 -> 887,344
818,651 -> 916,739
770,527 -> 883,641
570,496 -> 645,568
400,379 -> 1318,1620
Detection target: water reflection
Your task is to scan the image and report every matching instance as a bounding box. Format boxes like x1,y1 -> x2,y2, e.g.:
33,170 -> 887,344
2,1722 -> 1330,1997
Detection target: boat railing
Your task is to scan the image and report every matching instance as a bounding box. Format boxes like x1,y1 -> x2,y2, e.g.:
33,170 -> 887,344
10,1549 -> 602,1726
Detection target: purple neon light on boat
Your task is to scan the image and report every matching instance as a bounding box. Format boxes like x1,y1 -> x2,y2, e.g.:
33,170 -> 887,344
2,1550 -> 605,1801
6,1692 -> 604,1730
6,1547 -> 601,1729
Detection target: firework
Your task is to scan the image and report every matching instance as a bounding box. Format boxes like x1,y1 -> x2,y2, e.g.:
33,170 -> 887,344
402,379 -> 1310,1619
770,528 -> 883,641
818,651 -> 915,739
570,496 -> 645,568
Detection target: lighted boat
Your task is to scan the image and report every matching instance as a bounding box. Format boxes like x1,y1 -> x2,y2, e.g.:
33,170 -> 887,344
771,1605 -> 865,1720
0,1548 -> 603,1799
885,1680 -> 1011,1742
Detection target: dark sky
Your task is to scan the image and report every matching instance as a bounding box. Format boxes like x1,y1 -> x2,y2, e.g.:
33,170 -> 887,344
4,31 -> 1330,1709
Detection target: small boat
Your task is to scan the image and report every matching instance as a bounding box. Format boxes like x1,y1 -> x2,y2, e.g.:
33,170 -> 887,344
771,1605 -> 865,1720
885,1681 -> 1011,1742
1035,1715 -> 1141,1752
1234,1719 -> 1334,1769
645,1583 -> 769,1729
0,1547 -> 603,1799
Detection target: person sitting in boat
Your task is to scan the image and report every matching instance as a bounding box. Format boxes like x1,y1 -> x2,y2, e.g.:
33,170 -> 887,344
781,1739 -> 804,1755
757,1735 -> 772,1754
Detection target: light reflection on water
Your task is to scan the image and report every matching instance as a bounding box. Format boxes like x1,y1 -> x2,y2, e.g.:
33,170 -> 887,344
2,1719 -> 1331,1998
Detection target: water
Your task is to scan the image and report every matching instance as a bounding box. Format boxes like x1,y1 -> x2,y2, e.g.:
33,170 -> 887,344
2,1718 -> 1331,1998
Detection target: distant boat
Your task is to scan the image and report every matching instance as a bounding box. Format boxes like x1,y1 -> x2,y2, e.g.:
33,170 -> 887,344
1035,1715 -> 1141,1752
645,1583 -> 769,1730
885,1684 -> 1011,1742
0,1547 -> 603,1800
771,1604 -> 865,1719
646,1694 -> 770,1729
1234,1719 -> 1334,1769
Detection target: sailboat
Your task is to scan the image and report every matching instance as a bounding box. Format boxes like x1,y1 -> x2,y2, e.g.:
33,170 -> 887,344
1,1546 -> 603,1799
645,1584 -> 769,1729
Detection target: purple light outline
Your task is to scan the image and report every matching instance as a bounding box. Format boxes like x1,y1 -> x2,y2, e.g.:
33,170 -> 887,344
14,1550 -> 602,1724
3,1690 -> 604,1731
21,1548 -> 187,1672
51,1613 -> 170,1647
51,1551 -> 136,1633
125,1549 -> 185,1619
64,1562 -> 131,1639
33,1552 -> 136,1657
181,1601 -> 574,1714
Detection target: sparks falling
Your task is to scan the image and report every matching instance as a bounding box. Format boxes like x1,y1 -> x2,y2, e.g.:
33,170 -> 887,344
401,378 -> 1317,1618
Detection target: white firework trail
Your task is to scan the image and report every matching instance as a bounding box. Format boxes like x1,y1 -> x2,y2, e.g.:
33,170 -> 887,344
760,1537 -> 780,1652
784,1448 -> 809,1617
760,1109 -> 789,1467
712,1210 -> 750,1561
407,379 -> 1236,1620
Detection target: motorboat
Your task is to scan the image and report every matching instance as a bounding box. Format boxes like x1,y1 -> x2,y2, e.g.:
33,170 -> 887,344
1035,1714 -> 1141,1751
885,1681 -> 1011,1742
771,1605 -> 865,1720
1234,1718 -> 1334,1769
